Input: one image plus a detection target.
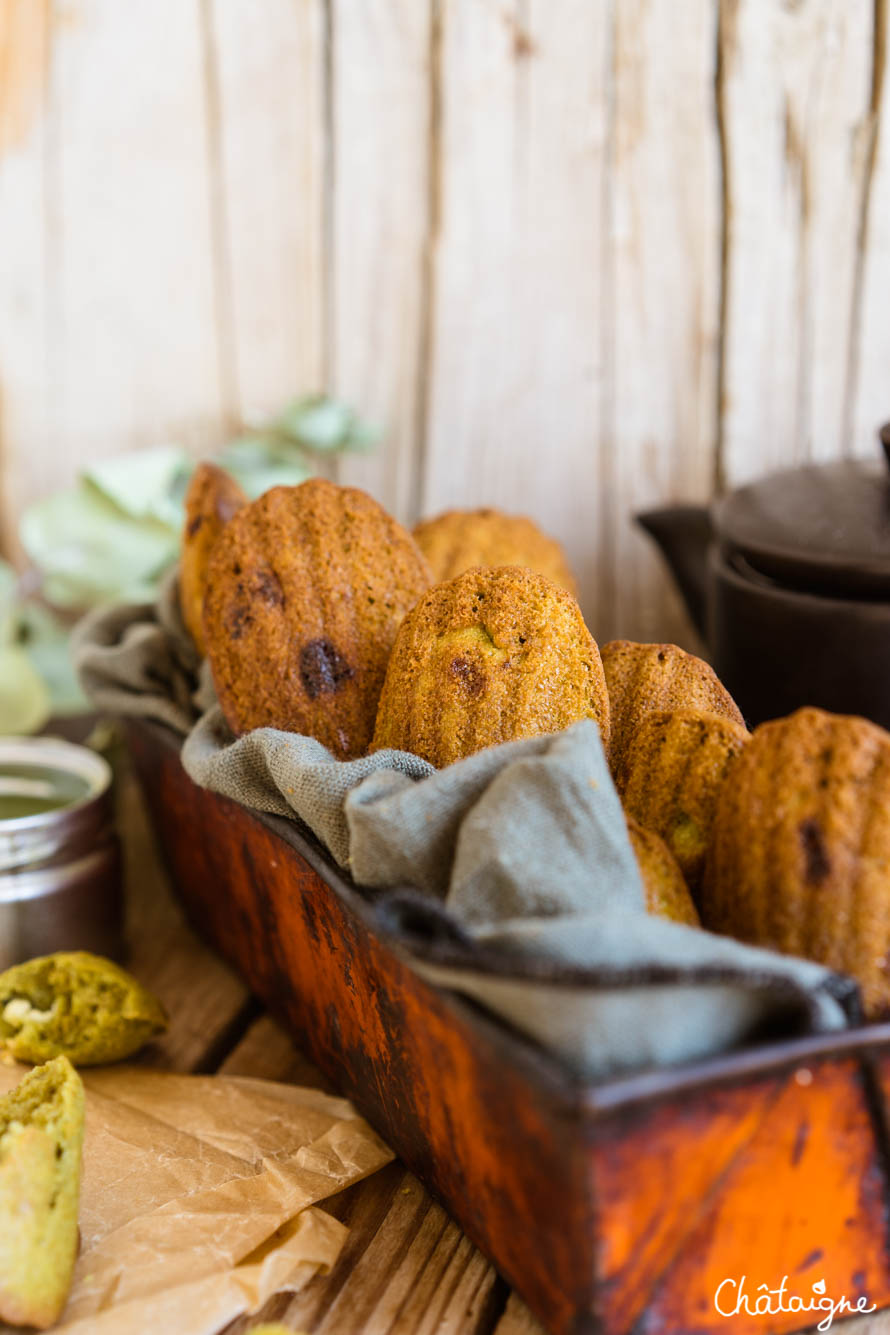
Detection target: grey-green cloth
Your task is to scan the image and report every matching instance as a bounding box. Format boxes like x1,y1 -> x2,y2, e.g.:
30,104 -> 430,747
74,585 -> 856,1080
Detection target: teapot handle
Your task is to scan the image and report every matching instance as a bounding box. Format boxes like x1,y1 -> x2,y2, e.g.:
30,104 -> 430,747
880,422 -> 890,472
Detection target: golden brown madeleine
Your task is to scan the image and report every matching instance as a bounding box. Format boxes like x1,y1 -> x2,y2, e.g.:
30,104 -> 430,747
413,507 -> 577,594
203,479 -> 432,757
620,710 -> 750,891
626,816 -> 700,927
701,707 -> 890,1017
602,640 -> 745,783
372,565 -> 609,767
180,461 -> 247,654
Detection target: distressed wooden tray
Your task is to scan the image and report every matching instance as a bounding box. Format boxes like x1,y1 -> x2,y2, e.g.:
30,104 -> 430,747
128,717 -> 890,1335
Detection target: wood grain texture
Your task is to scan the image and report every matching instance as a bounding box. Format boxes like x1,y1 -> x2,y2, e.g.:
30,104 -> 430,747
609,0 -> 720,645
421,0 -> 612,634
41,0 -> 224,482
0,0 -> 50,554
851,0 -> 890,460
718,0 -> 875,483
3,1 -> 890,636
206,0 -> 326,425
329,0 -> 432,521
117,759 -> 252,1074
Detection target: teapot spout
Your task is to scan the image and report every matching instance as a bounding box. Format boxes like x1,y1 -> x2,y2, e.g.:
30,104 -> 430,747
635,505 -> 713,639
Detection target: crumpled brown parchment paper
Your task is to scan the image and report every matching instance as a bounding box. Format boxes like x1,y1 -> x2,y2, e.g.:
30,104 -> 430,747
0,1064 -> 394,1335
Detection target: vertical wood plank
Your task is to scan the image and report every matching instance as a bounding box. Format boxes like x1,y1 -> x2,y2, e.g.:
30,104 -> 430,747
609,0 -> 721,645
42,0 -> 224,489
719,0 -> 874,484
329,0 -> 431,520
207,0 -> 326,424
421,0 -> 612,632
851,0 -> 889,460
0,0 -> 51,553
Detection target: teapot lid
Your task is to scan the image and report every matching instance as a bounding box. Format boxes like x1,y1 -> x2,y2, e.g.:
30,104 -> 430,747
714,431 -> 890,599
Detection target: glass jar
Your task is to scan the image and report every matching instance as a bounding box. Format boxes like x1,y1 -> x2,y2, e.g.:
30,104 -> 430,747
0,736 -> 123,968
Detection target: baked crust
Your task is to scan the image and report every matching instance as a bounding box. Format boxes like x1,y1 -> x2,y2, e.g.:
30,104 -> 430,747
203,479 -> 432,758
701,706 -> 890,1017
626,816 -> 700,926
372,565 -> 609,767
602,640 -> 745,785
620,710 -> 749,891
413,507 -> 577,593
180,462 -> 247,655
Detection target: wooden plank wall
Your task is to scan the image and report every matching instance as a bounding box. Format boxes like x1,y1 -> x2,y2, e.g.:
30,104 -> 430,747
0,0 -> 887,645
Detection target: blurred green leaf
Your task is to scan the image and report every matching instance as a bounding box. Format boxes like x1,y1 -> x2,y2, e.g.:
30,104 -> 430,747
21,483 -> 179,608
0,644 -> 51,735
19,603 -> 89,715
85,446 -> 192,526
273,395 -> 381,453
218,436 -> 311,497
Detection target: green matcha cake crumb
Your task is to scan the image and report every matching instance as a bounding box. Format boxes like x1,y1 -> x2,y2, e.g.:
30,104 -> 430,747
0,951 -> 167,1065
0,1056 -> 85,1328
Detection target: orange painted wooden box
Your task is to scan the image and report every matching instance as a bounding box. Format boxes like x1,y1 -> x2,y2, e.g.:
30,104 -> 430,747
129,718 -> 890,1335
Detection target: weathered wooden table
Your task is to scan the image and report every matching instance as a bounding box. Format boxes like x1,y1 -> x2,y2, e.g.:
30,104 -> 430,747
119,758 -> 890,1335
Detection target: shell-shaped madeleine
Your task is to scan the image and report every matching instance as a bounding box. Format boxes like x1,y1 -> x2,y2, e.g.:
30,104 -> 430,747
203,479 -> 432,757
372,565 -> 609,768
621,710 -> 750,891
626,816 -> 700,927
701,707 -> 890,1017
180,462 -> 247,655
413,507 -> 577,594
602,640 -> 745,784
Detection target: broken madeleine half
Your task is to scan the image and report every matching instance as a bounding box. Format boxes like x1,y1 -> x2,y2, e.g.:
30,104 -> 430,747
0,951 -> 167,1065
0,1056 -> 85,1329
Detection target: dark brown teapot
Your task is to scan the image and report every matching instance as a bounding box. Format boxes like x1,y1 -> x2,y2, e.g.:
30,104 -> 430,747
637,426 -> 890,730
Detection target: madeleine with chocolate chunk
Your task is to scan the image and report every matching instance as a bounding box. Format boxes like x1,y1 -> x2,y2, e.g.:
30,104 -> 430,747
203,479 -> 432,757
372,565 -> 610,767
180,461 -> 247,655
700,707 -> 890,1017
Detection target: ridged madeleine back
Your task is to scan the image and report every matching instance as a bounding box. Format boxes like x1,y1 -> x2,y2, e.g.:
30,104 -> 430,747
203,479 -> 431,758
372,565 -> 609,767
413,507 -> 577,593
180,461 -> 247,655
602,640 -> 745,786
621,710 -> 750,891
700,707 -> 890,1017
626,816 -> 700,926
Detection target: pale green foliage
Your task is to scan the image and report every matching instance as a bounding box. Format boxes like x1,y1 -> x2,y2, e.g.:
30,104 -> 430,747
7,395 -> 378,727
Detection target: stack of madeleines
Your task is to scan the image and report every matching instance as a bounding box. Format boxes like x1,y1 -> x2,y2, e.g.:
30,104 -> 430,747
181,466 -> 890,1019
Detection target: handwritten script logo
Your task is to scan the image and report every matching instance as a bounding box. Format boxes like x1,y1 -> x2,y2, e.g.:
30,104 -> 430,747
714,1276 -> 875,1331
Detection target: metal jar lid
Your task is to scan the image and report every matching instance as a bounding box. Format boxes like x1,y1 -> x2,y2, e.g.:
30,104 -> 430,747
0,736 -> 113,876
